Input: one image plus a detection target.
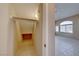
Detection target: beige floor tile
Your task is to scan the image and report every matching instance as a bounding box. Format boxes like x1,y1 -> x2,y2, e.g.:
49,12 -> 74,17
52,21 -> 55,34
15,40 -> 37,56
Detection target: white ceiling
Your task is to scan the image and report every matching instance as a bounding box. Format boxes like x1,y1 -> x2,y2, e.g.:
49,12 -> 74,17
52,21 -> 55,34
12,3 -> 39,20
55,3 -> 79,20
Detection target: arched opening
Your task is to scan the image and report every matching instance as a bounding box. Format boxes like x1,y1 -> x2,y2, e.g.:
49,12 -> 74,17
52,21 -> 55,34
60,21 -> 73,33
56,21 -> 73,33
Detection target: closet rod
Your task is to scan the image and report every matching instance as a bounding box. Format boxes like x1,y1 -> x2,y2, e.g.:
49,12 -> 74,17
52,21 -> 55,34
12,16 -> 38,21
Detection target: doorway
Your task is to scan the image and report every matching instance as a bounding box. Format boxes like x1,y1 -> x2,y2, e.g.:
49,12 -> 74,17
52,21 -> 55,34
13,17 -> 38,56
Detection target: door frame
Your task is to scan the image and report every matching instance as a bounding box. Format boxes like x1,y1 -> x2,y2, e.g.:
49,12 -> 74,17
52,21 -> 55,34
12,16 -> 38,55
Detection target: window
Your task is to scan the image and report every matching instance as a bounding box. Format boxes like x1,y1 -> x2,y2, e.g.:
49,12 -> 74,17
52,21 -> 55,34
60,25 -> 66,32
60,21 -> 73,33
56,26 -> 59,32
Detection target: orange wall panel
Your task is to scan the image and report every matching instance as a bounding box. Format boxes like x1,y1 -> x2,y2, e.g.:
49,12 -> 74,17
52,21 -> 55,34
22,33 -> 32,40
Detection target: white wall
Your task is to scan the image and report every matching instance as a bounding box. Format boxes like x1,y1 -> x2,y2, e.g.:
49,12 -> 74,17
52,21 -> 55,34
0,3 -> 11,55
8,4 -> 17,55
47,3 -> 55,56
12,3 -> 39,20
9,4 -> 16,17
33,4 -> 43,56
42,3 -> 47,56
0,3 -> 17,56
73,15 -> 79,39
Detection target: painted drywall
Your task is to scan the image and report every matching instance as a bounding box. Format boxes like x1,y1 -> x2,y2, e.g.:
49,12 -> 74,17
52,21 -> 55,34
47,3 -> 55,56
7,4 -> 18,55
73,15 -> 79,39
9,4 -> 16,17
14,20 -> 23,55
0,3 -> 11,55
56,14 -> 79,39
42,3 -> 47,56
11,3 -> 39,20
33,4 -> 43,56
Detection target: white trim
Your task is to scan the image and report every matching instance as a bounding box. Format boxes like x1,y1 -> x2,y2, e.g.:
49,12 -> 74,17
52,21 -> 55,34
46,3 -> 49,56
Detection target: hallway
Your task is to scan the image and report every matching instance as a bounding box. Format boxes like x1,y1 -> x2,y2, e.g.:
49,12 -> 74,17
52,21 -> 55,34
15,40 -> 37,56
55,36 -> 79,56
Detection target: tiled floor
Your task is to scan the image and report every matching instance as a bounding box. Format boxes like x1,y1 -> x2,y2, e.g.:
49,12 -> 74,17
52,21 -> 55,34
55,36 -> 79,56
15,40 -> 38,56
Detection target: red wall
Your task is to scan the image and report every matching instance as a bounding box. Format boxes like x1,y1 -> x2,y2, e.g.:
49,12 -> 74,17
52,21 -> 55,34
22,33 -> 32,40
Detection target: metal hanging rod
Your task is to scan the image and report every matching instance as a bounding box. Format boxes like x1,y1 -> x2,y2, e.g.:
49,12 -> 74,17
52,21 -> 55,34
12,16 -> 38,22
